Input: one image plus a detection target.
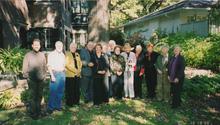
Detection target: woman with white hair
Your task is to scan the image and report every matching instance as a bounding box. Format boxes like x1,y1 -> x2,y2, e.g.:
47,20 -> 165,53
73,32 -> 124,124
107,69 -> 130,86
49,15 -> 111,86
168,45 -> 185,108
65,42 -> 82,106
155,45 -> 170,102
121,43 -> 136,99
134,45 -> 145,99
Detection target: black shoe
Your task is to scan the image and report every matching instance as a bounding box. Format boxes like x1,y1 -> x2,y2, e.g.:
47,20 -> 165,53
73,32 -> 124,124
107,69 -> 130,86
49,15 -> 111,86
171,105 -> 180,109
30,115 -> 39,120
40,111 -> 48,117
56,108 -> 63,111
47,110 -> 53,114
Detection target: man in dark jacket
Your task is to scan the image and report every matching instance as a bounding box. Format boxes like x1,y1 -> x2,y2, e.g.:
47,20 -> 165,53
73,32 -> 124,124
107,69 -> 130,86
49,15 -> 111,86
168,45 -> 185,108
80,41 -> 94,103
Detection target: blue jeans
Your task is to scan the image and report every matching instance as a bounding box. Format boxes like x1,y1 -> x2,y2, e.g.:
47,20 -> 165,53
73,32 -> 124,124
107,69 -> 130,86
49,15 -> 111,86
48,72 -> 65,111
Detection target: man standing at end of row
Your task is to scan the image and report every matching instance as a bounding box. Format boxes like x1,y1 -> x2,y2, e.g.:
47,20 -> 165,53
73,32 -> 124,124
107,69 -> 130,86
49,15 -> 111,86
22,39 -> 47,120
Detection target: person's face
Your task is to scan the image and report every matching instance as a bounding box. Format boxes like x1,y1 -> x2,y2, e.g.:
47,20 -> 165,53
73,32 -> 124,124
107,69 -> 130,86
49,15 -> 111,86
109,43 -> 115,51
96,45 -> 102,53
87,42 -> 94,51
70,44 -> 77,53
114,47 -> 120,55
162,47 -> 168,55
32,41 -> 41,52
102,44 -> 108,53
124,47 -> 131,53
174,47 -> 180,55
135,47 -> 142,54
55,42 -> 63,53
147,47 -> 153,53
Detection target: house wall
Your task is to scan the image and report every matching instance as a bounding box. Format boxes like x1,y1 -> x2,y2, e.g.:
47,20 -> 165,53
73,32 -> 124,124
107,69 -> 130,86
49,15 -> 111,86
124,9 -> 210,40
159,12 -> 181,34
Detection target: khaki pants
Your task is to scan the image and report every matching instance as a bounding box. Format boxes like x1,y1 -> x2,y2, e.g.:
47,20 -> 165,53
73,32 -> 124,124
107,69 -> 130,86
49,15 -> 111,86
156,72 -> 170,101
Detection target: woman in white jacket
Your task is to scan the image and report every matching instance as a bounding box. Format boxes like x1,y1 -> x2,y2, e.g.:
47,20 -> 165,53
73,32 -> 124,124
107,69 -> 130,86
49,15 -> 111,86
121,43 -> 137,99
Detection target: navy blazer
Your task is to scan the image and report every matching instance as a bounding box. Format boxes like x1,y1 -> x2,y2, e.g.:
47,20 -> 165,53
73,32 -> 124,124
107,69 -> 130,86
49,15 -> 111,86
80,48 -> 93,76
168,55 -> 185,81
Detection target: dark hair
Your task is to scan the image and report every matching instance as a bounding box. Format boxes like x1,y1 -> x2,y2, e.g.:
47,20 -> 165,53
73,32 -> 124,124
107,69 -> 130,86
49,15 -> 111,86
114,45 -> 122,52
95,43 -> 102,50
32,38 -> 41,44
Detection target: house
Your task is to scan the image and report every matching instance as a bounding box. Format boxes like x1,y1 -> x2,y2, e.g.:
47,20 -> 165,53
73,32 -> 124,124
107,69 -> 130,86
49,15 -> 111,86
0,0 -> 97,50
120,0 -> 220,40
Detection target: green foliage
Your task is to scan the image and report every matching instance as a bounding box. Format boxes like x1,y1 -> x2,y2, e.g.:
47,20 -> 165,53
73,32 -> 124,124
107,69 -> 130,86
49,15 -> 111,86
20,89 -> 30,104
183,75 -> 220,100
110,0 -> 181,28
160,33 -> 220,71
0,47 -> 29,74
109,29 -> 126,46
126,32 -> 146,47
0,90 -> 19,109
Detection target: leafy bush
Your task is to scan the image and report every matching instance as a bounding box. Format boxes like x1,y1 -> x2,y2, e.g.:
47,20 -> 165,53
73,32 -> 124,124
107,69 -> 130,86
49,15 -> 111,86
0,90 -> 19,109
110,29 -> 126,46
0,46 -> 29,74
183,74 -> 220,99
160,33 -> 220,71
126,32 -> 146,48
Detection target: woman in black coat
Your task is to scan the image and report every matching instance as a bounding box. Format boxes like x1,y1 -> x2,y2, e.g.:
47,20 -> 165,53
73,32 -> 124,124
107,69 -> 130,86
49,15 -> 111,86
168,45 -> 185,108
91,43 -> 108,105
134,45 -> 145,99
143,43 -> 160,99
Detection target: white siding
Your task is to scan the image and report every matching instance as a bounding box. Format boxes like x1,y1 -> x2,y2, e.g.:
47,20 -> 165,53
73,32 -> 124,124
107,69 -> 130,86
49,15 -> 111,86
123,9 -> 209,40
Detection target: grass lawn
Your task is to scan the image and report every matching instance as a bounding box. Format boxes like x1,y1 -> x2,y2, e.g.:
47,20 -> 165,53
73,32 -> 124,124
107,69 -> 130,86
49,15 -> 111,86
0,98 -> 205,125
0,74 -> 220,125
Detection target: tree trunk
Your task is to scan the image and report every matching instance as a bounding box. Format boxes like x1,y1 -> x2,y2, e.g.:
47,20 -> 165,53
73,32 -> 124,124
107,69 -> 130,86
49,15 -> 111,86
88,0 -> 110,43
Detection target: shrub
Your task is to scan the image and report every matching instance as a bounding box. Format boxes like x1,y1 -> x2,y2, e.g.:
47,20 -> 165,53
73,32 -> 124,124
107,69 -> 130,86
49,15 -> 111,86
0,46 -> 29,74
183,74 -> 220,100
0,90 -> 19,109
159,33 -> 220,71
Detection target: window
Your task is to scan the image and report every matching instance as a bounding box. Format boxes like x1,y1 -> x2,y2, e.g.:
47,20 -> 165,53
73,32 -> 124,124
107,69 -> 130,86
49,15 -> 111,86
71,0 -> 89,26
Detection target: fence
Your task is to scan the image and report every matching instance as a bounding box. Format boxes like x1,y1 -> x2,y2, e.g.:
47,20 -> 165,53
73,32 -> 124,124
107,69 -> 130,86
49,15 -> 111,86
180,20 -> 209,36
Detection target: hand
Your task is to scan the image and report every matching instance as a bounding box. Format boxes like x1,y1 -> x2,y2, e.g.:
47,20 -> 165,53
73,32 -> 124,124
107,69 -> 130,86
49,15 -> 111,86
128,62 -> 133,66
75,70 -> 81,75
174,78 -> 179,83
116,71 -> 123,76
98,70 -> 105,74
139,72 -> 144,76
157,69 -> 162,74
88,62 -> 94,67
51,76 -> 56,82
168,76 -> 170,81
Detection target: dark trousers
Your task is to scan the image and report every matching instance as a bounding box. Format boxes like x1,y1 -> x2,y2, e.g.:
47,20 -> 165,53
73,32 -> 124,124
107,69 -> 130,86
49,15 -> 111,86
171,80 -> 184,107
65,77 -> 80,106
27,79 -> 44,118
145,72 -> 157,98
112,75 -> 124,99
134,72 -> 143,98
93,77 -> 108,105
80,76 -> 93,102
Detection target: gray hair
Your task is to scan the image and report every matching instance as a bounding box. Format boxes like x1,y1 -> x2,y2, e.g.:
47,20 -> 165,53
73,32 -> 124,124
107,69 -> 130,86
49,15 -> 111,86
174,45 -> 181,51
55,41 -> 63,46
69,42 -> 77,48
136,45 -> 142,50
161,45 -> 169,50
109,40 -> 116,45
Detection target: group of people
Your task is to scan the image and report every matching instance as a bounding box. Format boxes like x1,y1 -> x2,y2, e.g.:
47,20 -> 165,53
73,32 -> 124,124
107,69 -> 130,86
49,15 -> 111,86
22,38 -> 185,120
